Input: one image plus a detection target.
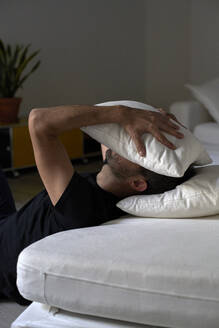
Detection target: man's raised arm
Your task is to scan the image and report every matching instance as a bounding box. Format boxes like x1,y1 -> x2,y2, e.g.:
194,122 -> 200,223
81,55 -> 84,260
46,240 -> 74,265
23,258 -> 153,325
28,104 -> 183,205
28,104 -> 124,205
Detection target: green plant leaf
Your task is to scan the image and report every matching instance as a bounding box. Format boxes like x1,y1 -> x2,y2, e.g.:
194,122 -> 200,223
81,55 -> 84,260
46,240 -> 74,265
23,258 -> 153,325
7,45 -> 12,58
0,52 -> 4,65
0,39 -> 41,97
10,45 -> 20,69
15,60 -> 41,91
16,44 -> 30,70
0,39 -> 6,64
15,49 -> 40,82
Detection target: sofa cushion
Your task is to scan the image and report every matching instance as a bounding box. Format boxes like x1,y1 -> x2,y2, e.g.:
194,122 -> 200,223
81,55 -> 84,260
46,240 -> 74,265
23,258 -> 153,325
185,78 -> 219,123
194,122 -> 219,145
17,215 -> 219,328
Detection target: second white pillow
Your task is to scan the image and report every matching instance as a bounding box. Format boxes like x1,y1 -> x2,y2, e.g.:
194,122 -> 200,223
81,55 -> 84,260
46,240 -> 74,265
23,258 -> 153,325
116,165 -> 219,218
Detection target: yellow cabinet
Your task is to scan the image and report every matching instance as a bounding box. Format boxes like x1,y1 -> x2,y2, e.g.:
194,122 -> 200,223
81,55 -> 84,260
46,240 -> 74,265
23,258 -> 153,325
12,125 -> 36,168
0,118 -> 84,171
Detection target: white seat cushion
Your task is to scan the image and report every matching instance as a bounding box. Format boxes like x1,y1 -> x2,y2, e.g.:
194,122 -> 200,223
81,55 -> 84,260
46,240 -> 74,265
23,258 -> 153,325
17,216 -> 219,328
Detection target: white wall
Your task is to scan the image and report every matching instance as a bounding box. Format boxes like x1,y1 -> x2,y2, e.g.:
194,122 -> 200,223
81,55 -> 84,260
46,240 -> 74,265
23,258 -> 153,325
0,0 -> 146,116
190,0 -> 219,83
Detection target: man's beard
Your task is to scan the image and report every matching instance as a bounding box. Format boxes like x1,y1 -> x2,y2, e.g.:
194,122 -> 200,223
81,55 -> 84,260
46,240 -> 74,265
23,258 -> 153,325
102,149 -> 122,178
102,149 -> 129,180
102,149 -> 142,180
102,148 -> 113,165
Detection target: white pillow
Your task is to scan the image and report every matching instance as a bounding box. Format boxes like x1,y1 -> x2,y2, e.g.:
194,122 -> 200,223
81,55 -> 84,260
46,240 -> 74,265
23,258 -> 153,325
117,165 -> 219,218
185,78 -> 219,123
81,100 -> 211,177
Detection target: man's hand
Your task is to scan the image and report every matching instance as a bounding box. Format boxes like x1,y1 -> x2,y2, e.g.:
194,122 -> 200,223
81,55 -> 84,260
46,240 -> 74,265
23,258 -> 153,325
118,105 -> 185,157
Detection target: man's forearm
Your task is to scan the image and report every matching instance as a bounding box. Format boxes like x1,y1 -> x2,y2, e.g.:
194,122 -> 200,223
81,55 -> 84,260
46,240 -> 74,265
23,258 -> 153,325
28,104 -> 124,136
29,102 -> 183,159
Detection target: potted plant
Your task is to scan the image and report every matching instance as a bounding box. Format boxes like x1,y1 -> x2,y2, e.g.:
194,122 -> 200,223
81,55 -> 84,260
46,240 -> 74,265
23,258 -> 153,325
0,39 -> 41,123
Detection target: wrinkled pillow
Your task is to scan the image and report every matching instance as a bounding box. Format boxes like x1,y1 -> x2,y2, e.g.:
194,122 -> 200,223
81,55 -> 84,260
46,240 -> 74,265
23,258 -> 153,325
117,165 -> 219,218
185,78 -> 219,123
81,100 -> 212,177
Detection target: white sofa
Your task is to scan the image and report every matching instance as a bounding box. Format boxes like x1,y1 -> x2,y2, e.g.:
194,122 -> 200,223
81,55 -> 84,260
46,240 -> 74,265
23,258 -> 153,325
169,100 -> 213,132
12,100 -> 219,328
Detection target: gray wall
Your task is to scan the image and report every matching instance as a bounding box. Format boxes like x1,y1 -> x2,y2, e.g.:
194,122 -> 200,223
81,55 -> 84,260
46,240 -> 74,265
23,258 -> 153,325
1,0 -> 146,116
190,0 -> 219,83
145,0 -> 219,106
1,0 -> 218,115
145,0 -> 190,108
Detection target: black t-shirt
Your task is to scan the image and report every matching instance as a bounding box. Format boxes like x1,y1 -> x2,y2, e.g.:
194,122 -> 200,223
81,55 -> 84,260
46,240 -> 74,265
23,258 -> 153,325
0,171 -> 125,304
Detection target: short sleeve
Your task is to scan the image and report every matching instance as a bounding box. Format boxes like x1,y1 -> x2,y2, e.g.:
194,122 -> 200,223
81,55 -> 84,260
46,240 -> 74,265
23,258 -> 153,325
51,172 -> 109,230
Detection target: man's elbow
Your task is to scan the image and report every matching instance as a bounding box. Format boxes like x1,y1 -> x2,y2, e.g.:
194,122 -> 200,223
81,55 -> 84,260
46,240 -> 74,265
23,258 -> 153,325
28,108 -> 48,136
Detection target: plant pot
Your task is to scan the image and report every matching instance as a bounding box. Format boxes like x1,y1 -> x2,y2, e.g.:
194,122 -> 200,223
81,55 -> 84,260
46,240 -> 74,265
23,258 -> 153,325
0,97 -> 22,123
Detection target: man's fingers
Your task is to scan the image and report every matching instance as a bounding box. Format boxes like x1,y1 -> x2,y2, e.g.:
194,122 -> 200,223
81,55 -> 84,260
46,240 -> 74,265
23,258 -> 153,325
150,127 -> 176,150
157,134 -> 176,150
160,123 -> 184,139
157,107 -> 167,115
131,133 -> 146,157
157,108 -> 187,129
167,113 -> 187,129
124,107 -> 186,155
166,120 -> 180,130
158,111 -> 180,130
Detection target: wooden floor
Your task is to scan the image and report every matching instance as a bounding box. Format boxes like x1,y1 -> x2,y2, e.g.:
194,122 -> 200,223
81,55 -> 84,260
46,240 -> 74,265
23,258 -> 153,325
0,158 -> 102,327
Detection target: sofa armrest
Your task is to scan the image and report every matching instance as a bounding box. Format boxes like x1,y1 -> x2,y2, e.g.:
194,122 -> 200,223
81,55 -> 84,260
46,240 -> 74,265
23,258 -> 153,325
169,100 -> 213,132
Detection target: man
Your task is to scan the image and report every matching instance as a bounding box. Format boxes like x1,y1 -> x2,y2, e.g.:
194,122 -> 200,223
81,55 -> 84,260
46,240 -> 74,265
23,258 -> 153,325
0,103 -> 188,304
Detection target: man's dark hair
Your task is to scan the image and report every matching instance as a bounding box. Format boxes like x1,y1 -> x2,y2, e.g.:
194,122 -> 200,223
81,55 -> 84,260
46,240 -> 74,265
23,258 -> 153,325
138,165 -> 196,195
